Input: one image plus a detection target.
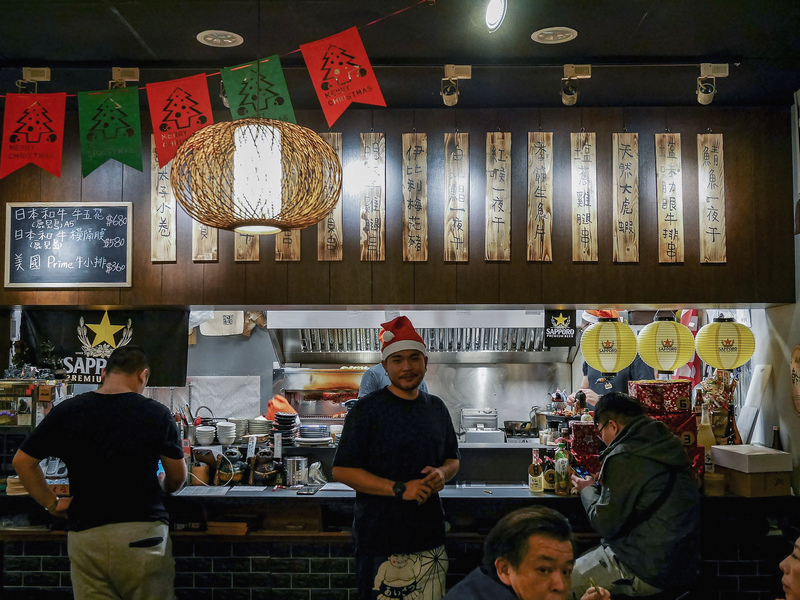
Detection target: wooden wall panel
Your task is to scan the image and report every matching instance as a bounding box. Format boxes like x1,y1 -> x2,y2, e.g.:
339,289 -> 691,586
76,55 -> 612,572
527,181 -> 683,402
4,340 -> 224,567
203,228 -> 247,305
1,165 -> 42,306
161,200 -> 204,305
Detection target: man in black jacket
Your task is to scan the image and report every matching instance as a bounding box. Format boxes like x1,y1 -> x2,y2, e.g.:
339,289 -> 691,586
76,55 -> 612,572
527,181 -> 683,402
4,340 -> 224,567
571,392 -> 701,598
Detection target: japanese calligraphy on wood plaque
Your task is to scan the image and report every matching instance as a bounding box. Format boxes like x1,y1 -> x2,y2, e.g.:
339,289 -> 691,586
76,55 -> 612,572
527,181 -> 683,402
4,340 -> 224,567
150,136 -> 176,262
655,133 -> 684,263
485,132 -> 511,261
276,229 -> 300,261
527,132 -> 553,262
697,133 -> 726,263
235,232 -> 259,262
318,132 -> 343,261
360,132 -> 386,261
571,132 -> 598,262
402,133 -> 428,262
192,220 -> 218,262
444,132 -> 469,262
612,133 -> 639,262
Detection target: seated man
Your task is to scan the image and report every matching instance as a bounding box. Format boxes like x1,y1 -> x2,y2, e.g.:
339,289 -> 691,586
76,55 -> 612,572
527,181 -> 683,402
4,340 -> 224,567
444,506 -> 609,600
571,392 -> 701,598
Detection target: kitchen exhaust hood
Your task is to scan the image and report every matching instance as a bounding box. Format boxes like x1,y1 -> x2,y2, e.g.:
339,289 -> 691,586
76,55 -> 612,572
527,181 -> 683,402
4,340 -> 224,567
266,310 -> 579,365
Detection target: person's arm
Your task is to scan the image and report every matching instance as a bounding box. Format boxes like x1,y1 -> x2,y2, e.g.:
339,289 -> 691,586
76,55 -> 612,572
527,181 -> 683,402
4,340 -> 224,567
420,458 -> 460,493
568,376 -> 598,407
358,368 -> 380,398
580,455 -> 642,538
160,455 -> 187,494
332,466 -> 432,503
12,450 -> 71,518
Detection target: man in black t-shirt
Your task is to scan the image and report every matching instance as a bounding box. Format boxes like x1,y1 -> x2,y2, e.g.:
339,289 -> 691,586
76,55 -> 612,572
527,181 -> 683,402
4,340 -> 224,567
334,316 -> 460,600
13,345 -> 186,600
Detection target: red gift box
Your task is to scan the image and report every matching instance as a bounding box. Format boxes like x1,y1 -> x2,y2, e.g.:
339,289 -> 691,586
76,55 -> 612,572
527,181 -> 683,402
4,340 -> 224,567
651,412 -> 698,447
570,421 -> 605,455
628,380 -> 692,414
574,454 -> 603,478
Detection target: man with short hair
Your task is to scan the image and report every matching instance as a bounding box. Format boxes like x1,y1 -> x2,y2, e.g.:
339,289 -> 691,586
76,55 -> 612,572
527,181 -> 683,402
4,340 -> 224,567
570,392 -> 701,598
333,315 -> 460,600
444,506 -> 609,600
13,345 -> 186,600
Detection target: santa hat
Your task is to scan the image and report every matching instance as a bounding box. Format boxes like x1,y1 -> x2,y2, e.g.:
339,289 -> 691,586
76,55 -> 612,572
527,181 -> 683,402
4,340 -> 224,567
380,316 -> 427,360
581,309 -> 621,324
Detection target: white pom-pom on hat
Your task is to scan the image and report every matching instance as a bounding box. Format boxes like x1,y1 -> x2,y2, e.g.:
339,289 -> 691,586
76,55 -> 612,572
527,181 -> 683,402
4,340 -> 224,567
382,331 -> 395,343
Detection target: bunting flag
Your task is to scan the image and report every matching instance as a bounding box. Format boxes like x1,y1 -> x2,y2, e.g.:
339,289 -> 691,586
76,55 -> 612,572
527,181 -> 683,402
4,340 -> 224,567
146,74 -> 214,167
0,92 -> 66,179
78,88 -> 143,177
300,26 -> 386,127
221,55 -> 297,123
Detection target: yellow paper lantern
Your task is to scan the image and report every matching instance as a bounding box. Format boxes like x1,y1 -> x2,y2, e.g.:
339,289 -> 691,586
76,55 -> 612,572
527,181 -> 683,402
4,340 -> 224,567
581,318 -> 638,376
637,316 -> 696,374
695,317 -> 755,371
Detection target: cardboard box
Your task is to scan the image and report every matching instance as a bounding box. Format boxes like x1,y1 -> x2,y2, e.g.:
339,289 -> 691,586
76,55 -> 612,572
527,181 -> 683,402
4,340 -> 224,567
711,444 -> 792,473
716,465 -> 791,497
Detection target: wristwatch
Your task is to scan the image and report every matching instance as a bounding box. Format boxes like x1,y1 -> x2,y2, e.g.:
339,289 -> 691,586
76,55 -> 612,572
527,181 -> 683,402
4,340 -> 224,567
392,481 -> 406,498
45,496 -> 60,512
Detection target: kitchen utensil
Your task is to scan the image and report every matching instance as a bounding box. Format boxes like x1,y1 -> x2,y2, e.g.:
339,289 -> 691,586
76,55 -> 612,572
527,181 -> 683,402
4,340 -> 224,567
285,456 -> 308,486
503,420 -> 532,435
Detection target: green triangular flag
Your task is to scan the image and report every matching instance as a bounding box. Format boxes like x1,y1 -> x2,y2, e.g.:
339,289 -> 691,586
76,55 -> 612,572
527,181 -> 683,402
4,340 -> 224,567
221,55 -> 297,123
78,88 -> 143,177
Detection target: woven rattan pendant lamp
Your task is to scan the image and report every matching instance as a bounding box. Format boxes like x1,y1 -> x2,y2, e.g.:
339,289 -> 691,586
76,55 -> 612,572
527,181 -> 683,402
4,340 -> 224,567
170,118 -> 342,234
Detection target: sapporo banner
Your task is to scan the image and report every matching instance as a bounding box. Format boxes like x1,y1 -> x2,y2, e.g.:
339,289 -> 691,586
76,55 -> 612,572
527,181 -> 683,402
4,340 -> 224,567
146,74 -> 214,167
0,92 -> 67,178
544,310 -> 578,347
300,26 -> 385,127
21,309 -> 189,387
221,55 -> 297,123
78,87 -> 143,177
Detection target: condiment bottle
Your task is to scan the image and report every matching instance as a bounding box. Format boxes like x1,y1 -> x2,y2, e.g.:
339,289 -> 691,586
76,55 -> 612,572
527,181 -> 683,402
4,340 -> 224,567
697,404 -> 717,475
554,443 -> 570,496
528,449 -> 543,493
581,408 -> 593,422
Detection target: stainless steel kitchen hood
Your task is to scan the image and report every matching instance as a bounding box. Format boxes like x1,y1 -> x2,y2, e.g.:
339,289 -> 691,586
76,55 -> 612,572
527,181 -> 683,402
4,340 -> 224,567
266,310 -> 579,365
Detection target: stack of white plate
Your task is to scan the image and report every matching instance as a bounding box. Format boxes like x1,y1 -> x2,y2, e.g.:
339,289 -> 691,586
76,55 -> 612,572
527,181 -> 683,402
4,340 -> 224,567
229,418 -> 249,444
216,421 -> 236,446
248,418 -> 271,436
296,424 -> 332,447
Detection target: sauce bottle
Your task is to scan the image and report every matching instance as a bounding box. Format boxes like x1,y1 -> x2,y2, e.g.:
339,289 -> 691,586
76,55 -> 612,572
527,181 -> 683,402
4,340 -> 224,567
554,442 -> 570,496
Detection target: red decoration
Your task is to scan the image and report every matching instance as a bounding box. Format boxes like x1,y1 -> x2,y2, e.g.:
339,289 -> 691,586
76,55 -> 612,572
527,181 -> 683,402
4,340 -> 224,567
628,380 -> 693,414
146,74 -> 214,167
570,421 -> 605,455
300,27 -> 386,127
651,412 -> 699,447
0,93 -> 66,178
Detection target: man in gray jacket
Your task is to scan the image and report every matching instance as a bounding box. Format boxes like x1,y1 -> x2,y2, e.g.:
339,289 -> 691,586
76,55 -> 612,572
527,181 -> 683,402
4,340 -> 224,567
570,392 -> 701,598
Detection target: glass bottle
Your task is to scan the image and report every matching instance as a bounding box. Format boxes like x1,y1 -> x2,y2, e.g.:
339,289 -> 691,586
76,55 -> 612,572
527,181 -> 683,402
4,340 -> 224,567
528,449 -> 544,493
697,404 -> 717,475
542,450 -> 555,492
772,426 -> 784,451
724,402 -> 742,445
554,442 -> 570,496
581,408 -> 593,422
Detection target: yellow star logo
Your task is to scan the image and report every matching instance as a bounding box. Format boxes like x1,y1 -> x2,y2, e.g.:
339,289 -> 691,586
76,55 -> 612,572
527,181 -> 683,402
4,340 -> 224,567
554,313 -> 568,326
86,311 -> 124,348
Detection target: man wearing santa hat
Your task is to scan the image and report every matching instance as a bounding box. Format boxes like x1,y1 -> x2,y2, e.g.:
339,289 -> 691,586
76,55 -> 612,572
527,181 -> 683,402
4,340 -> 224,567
333,315 -> 461,600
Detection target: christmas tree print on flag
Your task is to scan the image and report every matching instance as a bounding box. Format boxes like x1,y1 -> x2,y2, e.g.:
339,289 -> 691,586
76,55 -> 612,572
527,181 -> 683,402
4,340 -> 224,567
0,92 -> 66,178
146,74 -> 214,166
221,55 -> 296,123
78,87 -> 143,177
301,27 -> 385,127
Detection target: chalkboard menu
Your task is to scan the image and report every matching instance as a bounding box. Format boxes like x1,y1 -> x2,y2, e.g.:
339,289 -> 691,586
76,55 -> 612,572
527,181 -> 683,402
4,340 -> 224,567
4,202 -> 132,288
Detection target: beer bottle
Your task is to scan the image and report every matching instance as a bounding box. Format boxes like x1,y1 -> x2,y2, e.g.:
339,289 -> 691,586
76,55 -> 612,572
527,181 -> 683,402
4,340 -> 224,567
772,426 -> 784,451
724,402 -> 742,445
697,404 -> 717,475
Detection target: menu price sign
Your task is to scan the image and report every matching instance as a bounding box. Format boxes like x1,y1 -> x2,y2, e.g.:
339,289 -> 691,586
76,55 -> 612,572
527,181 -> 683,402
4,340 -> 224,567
5,202 -> 132,288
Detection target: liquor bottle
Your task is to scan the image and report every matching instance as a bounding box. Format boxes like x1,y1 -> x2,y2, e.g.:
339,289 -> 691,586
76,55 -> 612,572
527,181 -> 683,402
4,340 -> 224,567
772,426 -> 784,451
542,450 -> 555,492
724,402 -> 742,445
697,404 -> 717,475
554,443 -> 570,496
528,449 -> 544,492
581,408 -> 593,422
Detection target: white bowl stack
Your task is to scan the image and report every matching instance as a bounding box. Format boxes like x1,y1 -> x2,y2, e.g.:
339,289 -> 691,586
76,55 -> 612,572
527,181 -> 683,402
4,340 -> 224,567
216,421 -> 237,446
195,425 -> 216,446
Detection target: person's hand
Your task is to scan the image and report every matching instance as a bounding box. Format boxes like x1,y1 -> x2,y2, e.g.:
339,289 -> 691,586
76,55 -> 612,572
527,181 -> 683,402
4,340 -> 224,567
580,585 -> 610,600
581,388 -> 600,407
565,393 -> 578,407
571,473 -> 596,493
403,479 -> 433,504
420,466 -> 446,493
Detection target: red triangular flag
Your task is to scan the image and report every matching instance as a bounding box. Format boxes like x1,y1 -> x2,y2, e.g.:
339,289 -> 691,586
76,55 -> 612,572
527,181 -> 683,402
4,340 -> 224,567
301,27 -> 386,127
146,74 -> 214,167
0,93 -> 66,178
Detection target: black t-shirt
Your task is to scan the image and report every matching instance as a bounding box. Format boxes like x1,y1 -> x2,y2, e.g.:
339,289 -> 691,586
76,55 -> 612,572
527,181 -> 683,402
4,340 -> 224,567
20,391 -> 184,531
583,355 -> 654,398
333,388 -> 460,555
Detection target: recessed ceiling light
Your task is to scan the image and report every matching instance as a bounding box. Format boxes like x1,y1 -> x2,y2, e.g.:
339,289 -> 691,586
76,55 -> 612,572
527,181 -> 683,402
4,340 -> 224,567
531,27 -> 578,44
196,30 -> 244,48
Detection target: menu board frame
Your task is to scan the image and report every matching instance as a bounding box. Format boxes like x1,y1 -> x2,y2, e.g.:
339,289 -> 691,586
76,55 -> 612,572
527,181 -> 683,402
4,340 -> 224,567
4,201 -> 133,288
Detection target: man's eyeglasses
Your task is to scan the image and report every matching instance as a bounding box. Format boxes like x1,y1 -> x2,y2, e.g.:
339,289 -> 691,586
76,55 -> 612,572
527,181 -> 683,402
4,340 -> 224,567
596,420 -> 611,438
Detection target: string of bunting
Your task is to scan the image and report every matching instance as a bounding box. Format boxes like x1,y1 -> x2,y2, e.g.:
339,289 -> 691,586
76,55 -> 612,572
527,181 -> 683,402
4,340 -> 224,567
0,0 -> 429,178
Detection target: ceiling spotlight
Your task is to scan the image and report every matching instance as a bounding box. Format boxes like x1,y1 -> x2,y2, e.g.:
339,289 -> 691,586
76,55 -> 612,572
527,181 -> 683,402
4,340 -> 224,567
561,78 -> 578,106
485,0 -> 507,33
697,76 -> 716,105
441,78 -> 459,107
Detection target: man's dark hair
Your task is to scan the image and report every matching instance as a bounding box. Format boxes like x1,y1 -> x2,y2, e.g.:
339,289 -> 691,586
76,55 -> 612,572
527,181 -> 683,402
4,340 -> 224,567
105,345 -> 149,376
594,392 -> 644,427
482,506 -> 573,571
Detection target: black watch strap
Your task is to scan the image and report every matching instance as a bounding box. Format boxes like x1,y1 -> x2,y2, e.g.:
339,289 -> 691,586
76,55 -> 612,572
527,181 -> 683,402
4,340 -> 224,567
392,481 -> 406,498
